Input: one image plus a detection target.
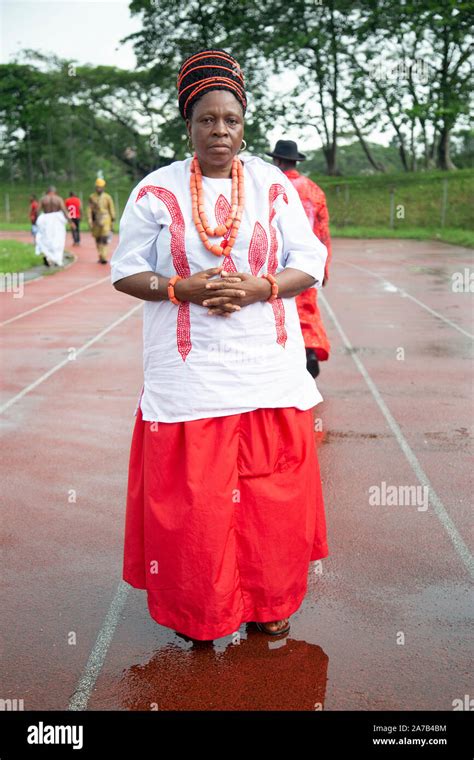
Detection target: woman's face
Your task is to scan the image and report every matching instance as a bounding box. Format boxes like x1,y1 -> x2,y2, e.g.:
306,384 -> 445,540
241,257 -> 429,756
186,90 -> 244,173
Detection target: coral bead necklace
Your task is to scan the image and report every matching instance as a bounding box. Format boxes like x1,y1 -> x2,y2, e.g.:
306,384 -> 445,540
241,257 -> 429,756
190,152 -> 245,257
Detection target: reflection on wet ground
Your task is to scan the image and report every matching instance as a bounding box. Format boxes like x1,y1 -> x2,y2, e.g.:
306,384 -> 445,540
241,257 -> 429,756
117,631 -> 330,711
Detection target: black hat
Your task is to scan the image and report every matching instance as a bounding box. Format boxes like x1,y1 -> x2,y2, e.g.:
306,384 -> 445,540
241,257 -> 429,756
265,140 -> 306,161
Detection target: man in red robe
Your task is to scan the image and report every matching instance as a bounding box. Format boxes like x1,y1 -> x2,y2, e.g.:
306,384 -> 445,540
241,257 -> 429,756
266,140 -> 332,378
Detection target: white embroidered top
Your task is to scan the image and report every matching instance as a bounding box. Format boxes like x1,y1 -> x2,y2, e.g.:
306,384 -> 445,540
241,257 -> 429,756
110,154 -> 328,422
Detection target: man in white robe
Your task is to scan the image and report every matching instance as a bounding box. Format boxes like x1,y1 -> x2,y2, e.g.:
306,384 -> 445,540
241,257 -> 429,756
35,186 -> 70,267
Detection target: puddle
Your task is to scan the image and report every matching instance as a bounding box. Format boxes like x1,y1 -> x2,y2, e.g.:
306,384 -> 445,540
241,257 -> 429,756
323,430 -> 390,443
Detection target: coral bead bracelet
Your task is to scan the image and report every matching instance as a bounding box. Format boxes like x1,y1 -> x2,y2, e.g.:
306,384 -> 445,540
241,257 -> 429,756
167,273 -> 278,305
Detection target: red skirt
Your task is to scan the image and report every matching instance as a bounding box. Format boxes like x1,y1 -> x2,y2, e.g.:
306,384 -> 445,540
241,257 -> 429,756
123,403 -> 329,641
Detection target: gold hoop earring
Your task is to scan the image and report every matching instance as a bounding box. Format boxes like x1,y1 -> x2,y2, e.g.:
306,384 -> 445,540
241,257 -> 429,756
187,135 -> 194,153
239,139 -> 247,153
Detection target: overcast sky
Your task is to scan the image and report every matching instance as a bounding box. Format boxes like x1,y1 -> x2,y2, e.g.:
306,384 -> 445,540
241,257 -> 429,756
0,0 -> 140,69
0,0 -> 389,150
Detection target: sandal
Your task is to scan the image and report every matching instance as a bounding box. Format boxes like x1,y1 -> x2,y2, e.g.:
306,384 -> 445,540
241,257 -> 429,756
255,618 -> 290,636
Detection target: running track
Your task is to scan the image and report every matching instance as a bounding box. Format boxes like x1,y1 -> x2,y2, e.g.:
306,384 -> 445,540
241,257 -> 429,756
1,230 -> 472,711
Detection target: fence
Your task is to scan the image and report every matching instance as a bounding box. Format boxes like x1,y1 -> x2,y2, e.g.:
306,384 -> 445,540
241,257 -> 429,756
0,175 -> 472,229
0,188 -> 129,225
323,175 -> 472,230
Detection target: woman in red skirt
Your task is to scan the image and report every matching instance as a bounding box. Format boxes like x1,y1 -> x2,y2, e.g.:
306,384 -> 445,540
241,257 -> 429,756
111,48 -> 329,641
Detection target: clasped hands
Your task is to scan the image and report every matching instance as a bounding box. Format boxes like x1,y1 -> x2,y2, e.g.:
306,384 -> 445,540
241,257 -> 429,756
173,266 -> 272,317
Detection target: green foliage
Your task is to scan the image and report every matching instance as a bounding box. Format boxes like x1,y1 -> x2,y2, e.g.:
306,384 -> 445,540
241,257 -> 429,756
0,2 -> 472,183
314,168 -> 473,229
125,0 -> 473,173
331,226 -> 474,248
0,52 -> 185,185
1,169 -> 472,233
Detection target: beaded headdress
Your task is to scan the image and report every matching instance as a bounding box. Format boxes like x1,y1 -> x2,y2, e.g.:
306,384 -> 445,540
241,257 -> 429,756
177,49 -> 247,120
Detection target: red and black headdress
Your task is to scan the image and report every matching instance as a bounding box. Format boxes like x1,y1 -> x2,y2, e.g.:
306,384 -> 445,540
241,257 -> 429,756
177,49 -> 247,121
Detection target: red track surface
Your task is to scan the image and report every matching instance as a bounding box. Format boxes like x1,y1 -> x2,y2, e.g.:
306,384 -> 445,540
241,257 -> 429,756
1,231 -> 472,711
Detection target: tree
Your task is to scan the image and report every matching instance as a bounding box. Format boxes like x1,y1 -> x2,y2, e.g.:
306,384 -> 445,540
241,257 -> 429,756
124,0 -> 358,175
0,51 -> 180,183
360,0 -> 473,170
124,0 -> 473,173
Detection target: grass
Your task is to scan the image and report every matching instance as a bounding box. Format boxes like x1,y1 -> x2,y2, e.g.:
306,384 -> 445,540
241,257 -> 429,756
1,168 -> 473,229
0,223 -> 34,231
320,173 -> 473,230
311,166 -> 474,187
331,226 -> 474,248
1,169 -> 473,257
0,239 -> 41,273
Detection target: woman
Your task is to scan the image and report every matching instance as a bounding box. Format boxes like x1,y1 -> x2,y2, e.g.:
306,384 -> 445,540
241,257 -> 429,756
110,49 -> 329,642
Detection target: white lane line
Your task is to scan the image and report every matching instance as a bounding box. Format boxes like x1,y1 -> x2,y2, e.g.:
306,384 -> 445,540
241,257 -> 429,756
0,275 -> 110,326
319,290 -> 474,579
68,581 -> 130,711
341,260 -> 474,340
0,302 -> 143,414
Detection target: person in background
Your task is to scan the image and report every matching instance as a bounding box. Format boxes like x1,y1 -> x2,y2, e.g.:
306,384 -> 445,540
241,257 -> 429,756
266,140 -> 332,378
66,190 -> 82,246
87,178 -> 115,264
35,186 -> 70,267
29,194 -> 39,240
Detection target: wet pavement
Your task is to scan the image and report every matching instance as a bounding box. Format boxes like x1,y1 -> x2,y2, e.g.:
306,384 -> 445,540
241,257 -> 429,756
0,233 -> 472,711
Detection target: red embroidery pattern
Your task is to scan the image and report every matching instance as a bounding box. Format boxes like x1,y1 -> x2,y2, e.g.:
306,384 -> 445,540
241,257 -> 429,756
214,194 -> 237,273
136,185 -> 192,361
268,183 -> 288,347
248,221 -> 268,276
